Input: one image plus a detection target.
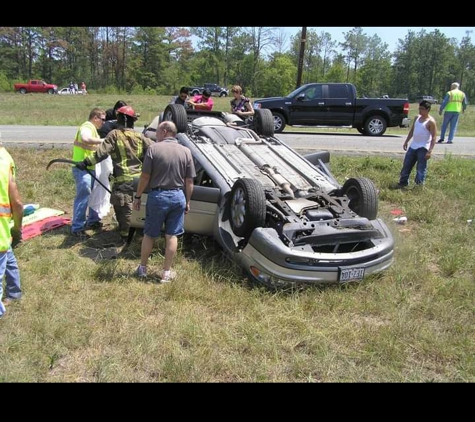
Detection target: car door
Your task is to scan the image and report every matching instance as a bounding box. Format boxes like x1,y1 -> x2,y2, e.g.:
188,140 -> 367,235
323,84 -> 355,125
31,80 -> 40,93
288,84 -> 327,125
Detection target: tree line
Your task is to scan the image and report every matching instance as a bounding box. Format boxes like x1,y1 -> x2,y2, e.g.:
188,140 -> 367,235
0,26 -> 474,101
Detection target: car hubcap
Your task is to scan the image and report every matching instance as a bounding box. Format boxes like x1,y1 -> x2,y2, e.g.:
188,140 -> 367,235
231,187 -> 246,228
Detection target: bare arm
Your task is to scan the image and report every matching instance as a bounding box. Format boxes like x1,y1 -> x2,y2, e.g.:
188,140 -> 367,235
80,126 -> 102,146
235,101 -> 255,118
132,172 -> 151,211
403,120 -> 416,151
184,177 -> 194,214
426,118 -> 437,159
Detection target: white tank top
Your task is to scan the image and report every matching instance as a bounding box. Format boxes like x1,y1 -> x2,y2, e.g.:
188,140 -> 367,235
410,117 -> 432,150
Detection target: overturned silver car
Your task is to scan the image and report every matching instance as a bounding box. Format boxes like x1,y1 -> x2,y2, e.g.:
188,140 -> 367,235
134,104 -> 394,289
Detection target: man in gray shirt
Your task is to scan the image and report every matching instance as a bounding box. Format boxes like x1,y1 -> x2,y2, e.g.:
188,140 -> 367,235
133,121 -> 196,283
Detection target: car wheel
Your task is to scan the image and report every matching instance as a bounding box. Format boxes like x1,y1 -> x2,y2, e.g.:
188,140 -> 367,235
356,127 -> 365,134
191,90 -> 200,96
272,111 -> 286,133
253,109 -> 275,137
363,115 -> 387,136
19,88 -> 27,94
47,88 -> 55,94
341,177 -> 378,220
162,104 -> 188,133
219,92 -> 227,97
229,178 -> 266,239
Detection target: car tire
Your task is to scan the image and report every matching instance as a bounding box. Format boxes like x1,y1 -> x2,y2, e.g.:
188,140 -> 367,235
163,104 -> 188,133
356,127 -> 365,134
363,115 -> 387,136
19,88 -> 27,94
190,90 -> 200,96
47,88 -> 55,95
272,111 -> 286,133
229,178 -> 266,239
253,109 -> 275,137
219,92 -> 227,97
341,177 -> 378,220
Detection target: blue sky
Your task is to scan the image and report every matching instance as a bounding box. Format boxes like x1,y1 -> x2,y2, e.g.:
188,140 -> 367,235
282,27 -> 475,52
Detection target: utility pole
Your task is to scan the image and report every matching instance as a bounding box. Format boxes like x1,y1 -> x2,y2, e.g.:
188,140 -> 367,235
296,27 -> 307,89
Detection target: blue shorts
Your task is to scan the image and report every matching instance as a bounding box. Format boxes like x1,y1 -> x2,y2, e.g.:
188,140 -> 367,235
144,189 -> 186,238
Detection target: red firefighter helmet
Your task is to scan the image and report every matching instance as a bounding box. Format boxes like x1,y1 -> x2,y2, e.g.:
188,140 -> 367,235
117,106 -> 138,120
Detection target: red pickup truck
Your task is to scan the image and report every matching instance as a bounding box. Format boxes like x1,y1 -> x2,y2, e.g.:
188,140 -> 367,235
14,79 -> 58,94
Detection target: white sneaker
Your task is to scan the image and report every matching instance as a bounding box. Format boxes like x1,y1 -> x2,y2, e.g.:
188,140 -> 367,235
160,269 -> 176,283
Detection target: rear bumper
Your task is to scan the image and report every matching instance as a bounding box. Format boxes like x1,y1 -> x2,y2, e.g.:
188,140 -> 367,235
235,219 -> 395,287
400,117 -> 411,128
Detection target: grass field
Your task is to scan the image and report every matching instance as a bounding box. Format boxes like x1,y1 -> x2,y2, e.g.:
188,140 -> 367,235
0,94 -> 474,382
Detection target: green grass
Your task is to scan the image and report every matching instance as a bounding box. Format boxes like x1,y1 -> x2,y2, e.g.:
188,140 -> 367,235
1,93 -> 473,137
0,146 -> 474,382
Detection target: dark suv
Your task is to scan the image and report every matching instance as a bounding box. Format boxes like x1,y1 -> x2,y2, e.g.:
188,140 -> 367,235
189,83 -> 229,97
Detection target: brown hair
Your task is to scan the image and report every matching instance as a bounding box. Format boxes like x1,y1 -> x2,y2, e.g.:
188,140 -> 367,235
88,107 -> 105,120
231,85 -> 242,94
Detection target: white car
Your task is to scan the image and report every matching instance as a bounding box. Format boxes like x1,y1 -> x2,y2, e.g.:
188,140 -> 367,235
57,87 -> 84,95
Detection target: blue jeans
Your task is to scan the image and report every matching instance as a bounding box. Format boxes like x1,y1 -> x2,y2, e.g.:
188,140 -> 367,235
0,248 -> 21,318
399,147 -> 429,186
440,111 -> 460,142
71,167 -> 100,233
144,189 -> 185,239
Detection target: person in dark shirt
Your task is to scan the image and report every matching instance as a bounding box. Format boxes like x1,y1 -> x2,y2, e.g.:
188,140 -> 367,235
105,100 -> 127,122
170,86 -> 191,109
230,85 -> 254,120
99,100 -> 128,138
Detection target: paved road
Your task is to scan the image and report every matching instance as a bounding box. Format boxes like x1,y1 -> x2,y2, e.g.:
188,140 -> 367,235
1,125 -> 474,158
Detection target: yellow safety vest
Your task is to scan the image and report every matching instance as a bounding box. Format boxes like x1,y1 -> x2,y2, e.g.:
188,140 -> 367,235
72,121 -> 99,170
445,89 -> 465,113
0,147 -> 15,251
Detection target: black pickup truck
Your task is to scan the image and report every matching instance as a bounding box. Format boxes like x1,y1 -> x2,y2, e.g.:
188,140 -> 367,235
253,83 -> 410,136
189,83 -> 229,97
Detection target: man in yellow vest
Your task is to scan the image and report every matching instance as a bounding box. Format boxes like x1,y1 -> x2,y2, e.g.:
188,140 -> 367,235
0,145 -> 23,317
71,107 -> 106,238
437,82 -> 467,144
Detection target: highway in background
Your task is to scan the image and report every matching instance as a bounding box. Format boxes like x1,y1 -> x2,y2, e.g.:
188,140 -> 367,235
1,125 -> 474,159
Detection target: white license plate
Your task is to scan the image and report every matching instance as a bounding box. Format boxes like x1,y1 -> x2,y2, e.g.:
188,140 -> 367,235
339,267 -> 365,282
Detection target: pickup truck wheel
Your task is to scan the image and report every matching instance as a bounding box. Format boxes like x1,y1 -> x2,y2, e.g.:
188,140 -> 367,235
19,88 -> 27,94
253,109 -> 275,137
272,111 -> 286,133
229,178 -> 266,239
190,89 -> 200,96
219,92 -> 227,97
47,88 -> 55,95
363,116 -> 387,136
341,177 -> 378,220
356,128 -> 365,134
162,104 -> 188,133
